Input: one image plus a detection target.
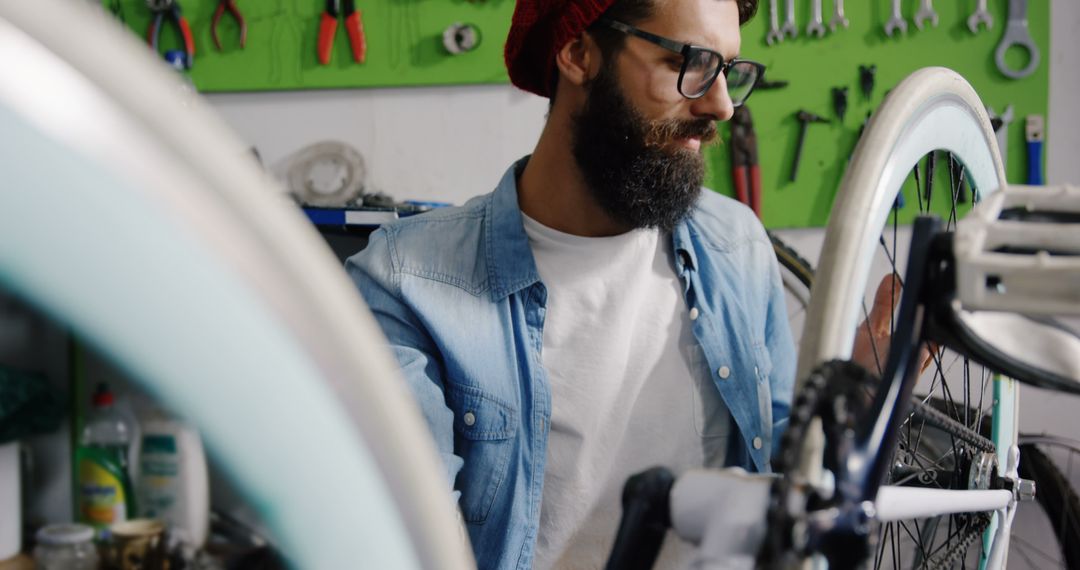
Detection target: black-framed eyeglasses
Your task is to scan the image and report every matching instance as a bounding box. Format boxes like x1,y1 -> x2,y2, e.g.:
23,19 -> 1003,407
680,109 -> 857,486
593,17 -> 765,106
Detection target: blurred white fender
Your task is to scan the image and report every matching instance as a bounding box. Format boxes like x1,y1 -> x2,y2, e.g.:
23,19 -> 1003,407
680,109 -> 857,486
0,1 -> 474,568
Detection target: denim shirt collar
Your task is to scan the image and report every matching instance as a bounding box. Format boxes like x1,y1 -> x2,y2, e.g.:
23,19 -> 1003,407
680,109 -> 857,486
486,158 -> 542,301
485,156 -> 701,299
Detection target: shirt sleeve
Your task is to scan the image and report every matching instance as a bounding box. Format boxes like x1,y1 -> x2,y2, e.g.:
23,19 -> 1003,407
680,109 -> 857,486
344,228 -> 465,496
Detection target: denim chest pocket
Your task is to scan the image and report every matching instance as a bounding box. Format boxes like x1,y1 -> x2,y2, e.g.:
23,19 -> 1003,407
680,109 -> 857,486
446,384 -> 518,524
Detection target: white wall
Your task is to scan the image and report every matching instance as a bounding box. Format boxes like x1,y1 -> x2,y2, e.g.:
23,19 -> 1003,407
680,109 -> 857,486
208,86 -> 549,205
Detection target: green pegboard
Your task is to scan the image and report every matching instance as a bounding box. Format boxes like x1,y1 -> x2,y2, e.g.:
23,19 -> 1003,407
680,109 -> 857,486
107,0 -> 513,90
108,0 -> 1049,229
701,0 -> 1050,228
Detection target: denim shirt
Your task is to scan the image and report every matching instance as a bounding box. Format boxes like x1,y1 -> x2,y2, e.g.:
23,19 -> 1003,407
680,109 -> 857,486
345,159 -> 795,570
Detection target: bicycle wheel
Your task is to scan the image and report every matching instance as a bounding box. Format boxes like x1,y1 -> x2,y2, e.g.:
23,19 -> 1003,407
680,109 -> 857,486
770,234 -> 1080,569
1013,436 -> 1080,569
778,67 -> 1017,569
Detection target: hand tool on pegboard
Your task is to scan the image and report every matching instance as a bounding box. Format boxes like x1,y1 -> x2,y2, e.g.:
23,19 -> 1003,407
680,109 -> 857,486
885,0 -> 907,36
987,105 -> 1015,172
968,0 -> 992,33
765,0 -> 783,45
730,106 -> 762,218
1026,115 -> 1044,185
806,0 -> 826,38
914,0 -> 938,30
318,0 -> 367,65
996,0 -> 1039,79
756,70 -> 788,91
859,65 -> 876,100
146,0 -> 195,70
212,0 -> 247,51
832,87 -> 848,122
829,0 -> 849,32
790,110 -> 829,183
780,0 -> 797,39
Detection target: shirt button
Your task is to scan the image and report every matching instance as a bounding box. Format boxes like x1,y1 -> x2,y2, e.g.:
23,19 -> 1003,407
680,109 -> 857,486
753,437 -> 763,450
463,412 -> 476,426
688,307 -> 700,321
717,366 -> 730,379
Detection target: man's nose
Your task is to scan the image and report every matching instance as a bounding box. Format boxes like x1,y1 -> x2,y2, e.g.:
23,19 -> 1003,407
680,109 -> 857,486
691,76 -> 735,122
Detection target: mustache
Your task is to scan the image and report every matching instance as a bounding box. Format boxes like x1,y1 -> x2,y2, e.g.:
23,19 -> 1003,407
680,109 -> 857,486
644,119 -> 719,148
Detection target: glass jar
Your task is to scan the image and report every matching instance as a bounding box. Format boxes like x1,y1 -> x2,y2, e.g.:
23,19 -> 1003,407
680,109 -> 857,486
33,524 -> 100,570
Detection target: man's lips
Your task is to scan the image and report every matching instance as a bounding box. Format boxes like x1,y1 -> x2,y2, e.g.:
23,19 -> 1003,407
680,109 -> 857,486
676,136 -> 702,151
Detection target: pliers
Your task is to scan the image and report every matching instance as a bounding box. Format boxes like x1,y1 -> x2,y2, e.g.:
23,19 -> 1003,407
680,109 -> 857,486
317,0 -> 367,65
730,105 -> 762,219
146,0 -> 195,69
212,0 -> 247,51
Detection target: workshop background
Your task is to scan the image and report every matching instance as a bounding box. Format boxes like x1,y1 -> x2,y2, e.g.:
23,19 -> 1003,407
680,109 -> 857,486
3,0 -> 1079,566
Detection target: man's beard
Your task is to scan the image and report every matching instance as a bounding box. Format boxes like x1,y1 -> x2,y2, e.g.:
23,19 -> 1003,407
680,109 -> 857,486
570,65 -> 717,232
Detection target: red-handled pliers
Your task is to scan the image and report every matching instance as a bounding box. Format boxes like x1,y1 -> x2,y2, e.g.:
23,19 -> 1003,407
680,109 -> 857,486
212,0 -> 247,51
146,0 -> 195,68
730,105 -> 762,219
317,0 -> 366,65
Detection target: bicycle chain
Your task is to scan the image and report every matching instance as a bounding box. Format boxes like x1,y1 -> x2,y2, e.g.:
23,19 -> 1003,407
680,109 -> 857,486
922,512 -> 992,570
907,398 -> 996,455
763,360 -> 1000,568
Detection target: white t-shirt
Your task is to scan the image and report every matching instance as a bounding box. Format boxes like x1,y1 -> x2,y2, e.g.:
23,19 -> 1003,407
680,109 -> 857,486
522,213 -> 732,570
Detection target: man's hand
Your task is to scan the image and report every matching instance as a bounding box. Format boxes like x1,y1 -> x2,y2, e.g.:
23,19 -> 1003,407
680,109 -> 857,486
851,274 -> 936,376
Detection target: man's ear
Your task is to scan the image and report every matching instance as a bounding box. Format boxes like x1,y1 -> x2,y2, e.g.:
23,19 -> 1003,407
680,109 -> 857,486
554,32 -> 602,88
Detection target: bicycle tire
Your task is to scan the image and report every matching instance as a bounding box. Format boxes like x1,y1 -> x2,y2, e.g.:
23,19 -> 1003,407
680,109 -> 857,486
770,232 -> 813,343
786,67 -> 1013,569
769,231 -> 814,291
1016,443 -> 1080,568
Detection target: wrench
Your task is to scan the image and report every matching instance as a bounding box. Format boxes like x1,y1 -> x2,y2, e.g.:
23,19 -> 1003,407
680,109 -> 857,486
781,0 -> 797,39
987,105 -> 1015,170
812,0 -> 825,37
995,0 -> 1040,79
829,0 -> 849,31
806,0 -> 826,37
884,0 -> 907,37
914,0 -> 938,30
968,0 -> 993,33
766,0 -> 784,45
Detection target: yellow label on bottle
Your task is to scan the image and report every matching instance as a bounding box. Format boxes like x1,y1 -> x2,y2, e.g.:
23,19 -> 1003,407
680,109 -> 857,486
78,458 -> 127,527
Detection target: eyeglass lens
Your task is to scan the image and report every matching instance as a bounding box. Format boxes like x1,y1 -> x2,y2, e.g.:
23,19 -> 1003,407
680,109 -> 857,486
681,54 -> 760,105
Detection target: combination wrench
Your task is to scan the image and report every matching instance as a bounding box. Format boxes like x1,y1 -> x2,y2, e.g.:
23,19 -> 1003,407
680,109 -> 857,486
995,0 -> 1040,79
781,0 -> 797,39
806,0 -> 826,37
968,0 -> 993,33
884,0 -> 907,37
914,0 -> 938,30
829,0 -> 849,31
766,0 -> 784,45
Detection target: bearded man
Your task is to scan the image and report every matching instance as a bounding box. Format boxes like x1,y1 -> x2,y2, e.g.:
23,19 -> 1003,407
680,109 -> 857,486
349,0 -> 804,567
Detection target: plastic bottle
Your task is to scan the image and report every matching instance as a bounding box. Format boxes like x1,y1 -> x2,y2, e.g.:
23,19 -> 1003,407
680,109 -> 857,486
137,410 -> 210,548
76,382 -> 136,532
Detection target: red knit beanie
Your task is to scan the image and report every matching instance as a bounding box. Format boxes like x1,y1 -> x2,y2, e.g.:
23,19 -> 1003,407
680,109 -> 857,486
504,0 -> 618,99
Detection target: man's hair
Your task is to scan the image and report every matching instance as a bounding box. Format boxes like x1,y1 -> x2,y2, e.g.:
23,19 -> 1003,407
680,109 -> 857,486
550,0 -> 759,101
